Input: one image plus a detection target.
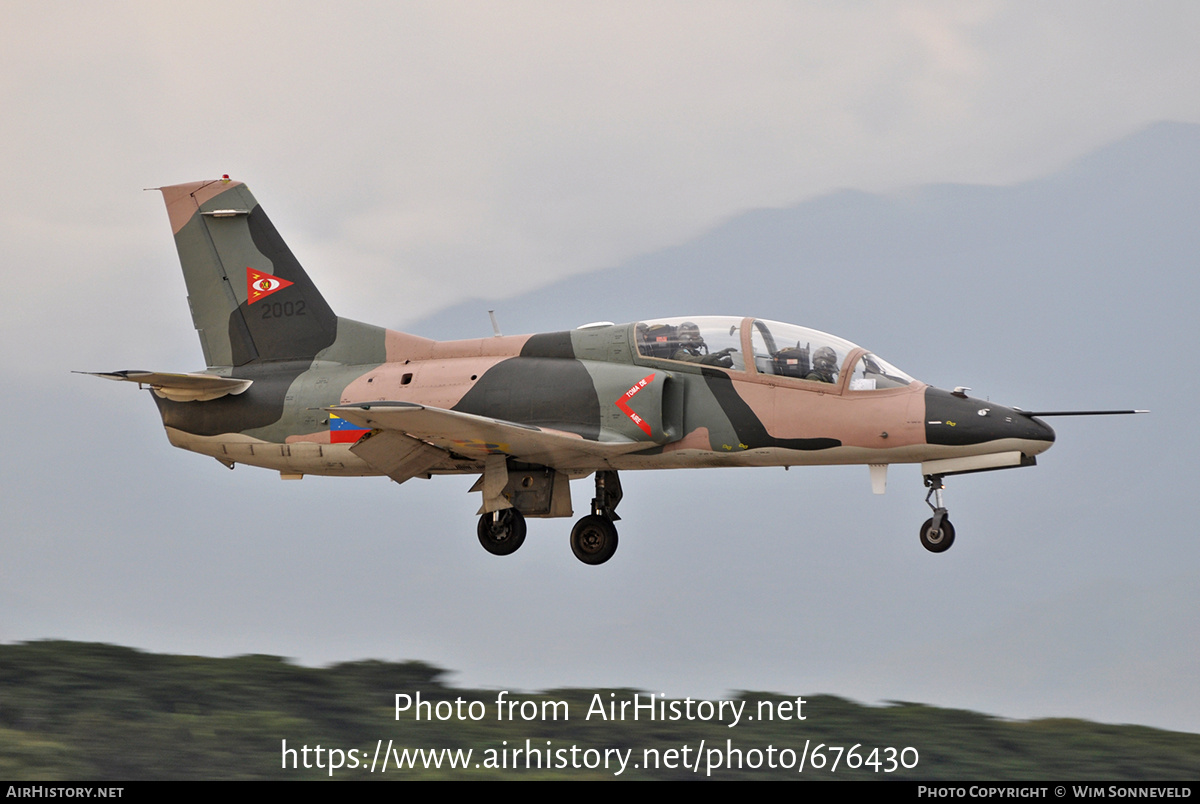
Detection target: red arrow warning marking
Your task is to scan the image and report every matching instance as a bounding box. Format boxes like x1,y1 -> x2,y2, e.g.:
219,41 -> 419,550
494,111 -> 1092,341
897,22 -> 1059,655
614,373 -> 656,436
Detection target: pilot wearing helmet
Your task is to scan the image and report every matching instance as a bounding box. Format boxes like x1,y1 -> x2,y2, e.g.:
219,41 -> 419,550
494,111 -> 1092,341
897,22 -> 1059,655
804,346 -> 839,383
673,321 -> 737,368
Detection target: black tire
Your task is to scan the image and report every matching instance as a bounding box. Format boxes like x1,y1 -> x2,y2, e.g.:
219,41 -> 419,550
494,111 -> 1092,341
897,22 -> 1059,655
570,515 -> 619,565
919,517 -> 956,553
477,509 -> 526,556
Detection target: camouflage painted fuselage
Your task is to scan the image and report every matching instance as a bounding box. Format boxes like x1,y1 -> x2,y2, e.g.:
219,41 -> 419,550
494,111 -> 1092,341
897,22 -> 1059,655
124,180 -> 1055,517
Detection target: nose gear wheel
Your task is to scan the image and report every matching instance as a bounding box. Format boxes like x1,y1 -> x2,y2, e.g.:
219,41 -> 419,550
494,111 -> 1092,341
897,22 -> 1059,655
920,474 -> 955,553
919,517 -> 955,552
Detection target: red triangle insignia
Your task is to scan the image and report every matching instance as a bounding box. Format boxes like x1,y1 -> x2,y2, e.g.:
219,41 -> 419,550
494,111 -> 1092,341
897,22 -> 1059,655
246,267 -> 294,304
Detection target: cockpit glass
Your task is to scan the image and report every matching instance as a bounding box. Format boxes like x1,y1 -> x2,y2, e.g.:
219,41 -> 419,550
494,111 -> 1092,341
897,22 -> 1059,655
748,319 -> 857,385
634,316 -> 916,390
634,317 -> 745,371
849,353 -> 916,390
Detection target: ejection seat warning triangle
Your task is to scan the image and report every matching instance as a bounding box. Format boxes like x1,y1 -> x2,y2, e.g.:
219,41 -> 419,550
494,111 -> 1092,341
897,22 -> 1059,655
247,267 -> 294,304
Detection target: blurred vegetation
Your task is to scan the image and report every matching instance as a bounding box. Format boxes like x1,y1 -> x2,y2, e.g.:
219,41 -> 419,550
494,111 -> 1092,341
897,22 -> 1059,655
1,640 -> 1196,780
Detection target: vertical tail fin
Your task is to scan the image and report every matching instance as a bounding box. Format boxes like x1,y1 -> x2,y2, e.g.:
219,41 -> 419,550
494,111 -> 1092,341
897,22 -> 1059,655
159,178 -> 338,367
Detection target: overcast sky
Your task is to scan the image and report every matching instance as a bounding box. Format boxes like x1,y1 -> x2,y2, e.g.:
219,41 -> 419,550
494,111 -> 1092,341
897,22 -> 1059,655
6,1 -> 1200,338
3,2 -> 1199,739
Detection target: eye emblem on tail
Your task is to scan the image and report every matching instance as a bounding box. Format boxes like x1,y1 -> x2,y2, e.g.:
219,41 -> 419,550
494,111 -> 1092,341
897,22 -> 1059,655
246,267 -> 294,304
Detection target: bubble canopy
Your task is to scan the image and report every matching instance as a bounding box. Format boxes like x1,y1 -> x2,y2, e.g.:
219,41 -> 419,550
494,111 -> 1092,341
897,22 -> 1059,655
633,316 -> 916,391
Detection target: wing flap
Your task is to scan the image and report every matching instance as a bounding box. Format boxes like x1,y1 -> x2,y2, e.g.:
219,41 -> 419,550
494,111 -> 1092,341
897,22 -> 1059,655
350,429 -> 447,484
328,401 -> 647,469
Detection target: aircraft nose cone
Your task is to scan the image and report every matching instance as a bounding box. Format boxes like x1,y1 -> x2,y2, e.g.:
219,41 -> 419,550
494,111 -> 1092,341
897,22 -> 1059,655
1028,415 -> 1056,445
924,388 -> 1055,450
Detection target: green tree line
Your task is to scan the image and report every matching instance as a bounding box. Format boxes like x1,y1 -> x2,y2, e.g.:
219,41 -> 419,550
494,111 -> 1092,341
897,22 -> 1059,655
0,641 -> 1196,780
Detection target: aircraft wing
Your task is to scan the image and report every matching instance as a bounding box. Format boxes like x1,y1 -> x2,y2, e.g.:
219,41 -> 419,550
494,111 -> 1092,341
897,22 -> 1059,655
79,370 -> 252,402
328,401 -> 649,471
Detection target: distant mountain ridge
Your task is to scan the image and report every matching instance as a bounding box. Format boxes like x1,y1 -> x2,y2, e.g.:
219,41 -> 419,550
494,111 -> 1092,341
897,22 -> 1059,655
411,121 -> 1200,379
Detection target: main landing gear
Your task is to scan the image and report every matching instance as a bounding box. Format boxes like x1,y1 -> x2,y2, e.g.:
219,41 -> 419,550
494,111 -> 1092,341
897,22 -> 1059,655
570,471 -> 622,565
474,470 -> 624,565
920,474 -> 955,553
477,508 -> 526,555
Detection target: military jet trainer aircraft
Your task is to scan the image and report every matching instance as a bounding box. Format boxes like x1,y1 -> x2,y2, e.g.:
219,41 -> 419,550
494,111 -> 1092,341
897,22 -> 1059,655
89,178 -> 1142,564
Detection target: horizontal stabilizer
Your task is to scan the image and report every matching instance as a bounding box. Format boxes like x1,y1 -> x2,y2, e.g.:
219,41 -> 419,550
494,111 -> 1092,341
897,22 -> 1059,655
328,401 -> 650,470
79,370 -> 252,402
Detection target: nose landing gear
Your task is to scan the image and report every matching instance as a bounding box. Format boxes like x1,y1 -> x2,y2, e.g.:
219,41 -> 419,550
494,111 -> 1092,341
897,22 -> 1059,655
920,474 -> 955,553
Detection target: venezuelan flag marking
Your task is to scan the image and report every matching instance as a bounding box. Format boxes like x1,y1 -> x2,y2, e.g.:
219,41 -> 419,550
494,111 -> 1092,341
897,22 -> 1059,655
329,413 -> 369,444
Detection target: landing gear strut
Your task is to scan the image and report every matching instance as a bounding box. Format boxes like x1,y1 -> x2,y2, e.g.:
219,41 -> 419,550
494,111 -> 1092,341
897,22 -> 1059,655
477,508 -> 526,555
570,471 -> 622,565
920,474 -> 955,553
